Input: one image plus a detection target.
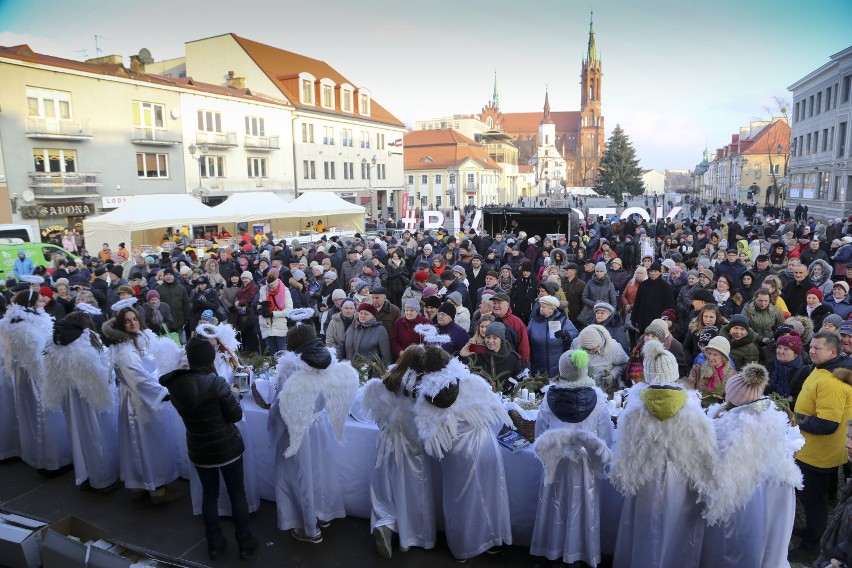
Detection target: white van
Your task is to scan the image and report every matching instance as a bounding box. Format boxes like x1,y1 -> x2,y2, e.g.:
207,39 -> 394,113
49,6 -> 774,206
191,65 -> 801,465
0,224 -> 38,243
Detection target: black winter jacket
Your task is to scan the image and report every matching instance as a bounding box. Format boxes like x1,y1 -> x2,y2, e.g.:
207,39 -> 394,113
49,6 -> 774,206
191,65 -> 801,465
159,369 -> 244,467
546,386 -> 598,423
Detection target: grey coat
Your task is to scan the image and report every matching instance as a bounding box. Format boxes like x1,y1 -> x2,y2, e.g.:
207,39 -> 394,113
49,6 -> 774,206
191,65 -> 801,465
338,318 -> 391,366
578,277 -> 618,325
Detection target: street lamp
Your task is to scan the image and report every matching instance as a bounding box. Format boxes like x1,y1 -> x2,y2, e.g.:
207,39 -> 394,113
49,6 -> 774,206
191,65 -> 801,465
361,155 -> 377,220
187,143 -> 209,196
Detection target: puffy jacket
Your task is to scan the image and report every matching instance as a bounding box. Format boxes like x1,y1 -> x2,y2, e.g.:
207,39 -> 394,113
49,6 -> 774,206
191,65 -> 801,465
338,318 -> 391,366
578,277 -> 617,325
325,312 -> 354,351
796,302 -> 834,333
720,323 -> 760,371
527,306 -> 579,378
159,369 -> 244,467
741,301 -> 786,344
545,385 -> 598,423
597,312 -> 631,355
794,359 -> 852,468
807,259 -> 835,299
823,294 -> 852,320
157,280 -> 190,329
256,283 -> 293,338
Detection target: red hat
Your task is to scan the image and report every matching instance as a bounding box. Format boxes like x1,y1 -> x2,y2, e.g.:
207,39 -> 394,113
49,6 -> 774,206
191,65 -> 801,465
39,286 -> 54,299
357,302 -> 378,317
806,287 -> 823,302
414,270 -> 429,282
242,243 -> 253,252
661,308 -> 677,322
776,331 -> 803,356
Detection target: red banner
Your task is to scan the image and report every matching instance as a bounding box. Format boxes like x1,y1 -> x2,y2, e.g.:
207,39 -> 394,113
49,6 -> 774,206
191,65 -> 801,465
401,192 -> 409,219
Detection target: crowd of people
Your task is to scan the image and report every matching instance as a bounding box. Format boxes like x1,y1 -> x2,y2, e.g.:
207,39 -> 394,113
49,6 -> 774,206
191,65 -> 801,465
2,208 -> 852,566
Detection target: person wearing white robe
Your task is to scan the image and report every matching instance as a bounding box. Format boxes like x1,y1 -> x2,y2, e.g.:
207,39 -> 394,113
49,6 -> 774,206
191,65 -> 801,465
0,289 -> 71,472
609,339 -> 718,568
0,296 -> 21,461
413,343 -> 513,561
701,363 -> 804,567
531,349 -> 614,566
268,320 -> 359,543
102,302 -> 184,502
362,343 -> 436,559
43,310 -> 120,489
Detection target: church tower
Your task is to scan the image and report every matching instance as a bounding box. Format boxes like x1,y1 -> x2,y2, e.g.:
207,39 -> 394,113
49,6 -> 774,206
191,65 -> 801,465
539,89 -> 555,146
578,12 -> 604,185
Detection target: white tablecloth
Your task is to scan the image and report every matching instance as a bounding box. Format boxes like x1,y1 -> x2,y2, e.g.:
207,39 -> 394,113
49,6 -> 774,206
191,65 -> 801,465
238,398 -> 623,549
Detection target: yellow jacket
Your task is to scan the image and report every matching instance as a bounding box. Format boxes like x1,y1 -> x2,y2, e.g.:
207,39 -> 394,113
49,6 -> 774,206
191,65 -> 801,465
794,366 -> 852,468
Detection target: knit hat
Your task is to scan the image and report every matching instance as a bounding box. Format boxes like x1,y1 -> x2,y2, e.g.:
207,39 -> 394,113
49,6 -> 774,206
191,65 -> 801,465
648,262 -> 662,273
452,265 -> 467,277
661,308 -> 676,322
692,289 -> 715,304
357,302 -> 378,317
39,286 -> 54,299
422,286 -> 439,299
661,258 -> 676,270
698,325 -> 720,347
446,291 -> 463,306
109,265 -> 124,277
292,269 -> 305,281
331,288 -> 347,300
578,326 -> 604,350
822,314 -> 845,329
776,331 -> 803,355
324,271 -> 337,280
540,280 -> 559,296
179,266 -> 192,276
484,321 -> 506,340
539,295 -> 560,309
806,287 -> 823,302
728,314 -> 750,330
146,290 -> 160,300
706,335 -> 731,357
595,261 -> 607,272
438,302 -> 456,318
185,336 -> 216,369
644,319 -> 669,341
520,260 -> 534,272
558,349 -> 590,382
725,363 -> 769,407
404,298 -> 421,312
593,301 -> 615,315
424,296 -> 442,309
698,268 -> 714,280
832,280 -> 850,295
642,339 -> 680,385
414,269 -> 430,283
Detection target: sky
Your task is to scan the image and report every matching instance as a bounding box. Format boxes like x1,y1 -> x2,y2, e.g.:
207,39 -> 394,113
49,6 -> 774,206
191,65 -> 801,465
1,0 -> 850,171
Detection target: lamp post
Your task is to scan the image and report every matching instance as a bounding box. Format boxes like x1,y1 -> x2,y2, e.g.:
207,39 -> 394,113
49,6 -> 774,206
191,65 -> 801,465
187,143 -> 208,196
362,155 -> 377,221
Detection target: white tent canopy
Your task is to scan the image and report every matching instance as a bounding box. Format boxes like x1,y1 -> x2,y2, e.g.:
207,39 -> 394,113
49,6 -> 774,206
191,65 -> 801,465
210,191 -> 293,223
287,191 -> 365,216
84,194 -> 217,251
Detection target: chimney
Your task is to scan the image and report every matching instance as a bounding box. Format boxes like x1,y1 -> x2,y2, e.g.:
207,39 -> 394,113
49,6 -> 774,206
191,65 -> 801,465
226,72 -> 246,89
129,55 -> 145,73
86,54 -> 123,66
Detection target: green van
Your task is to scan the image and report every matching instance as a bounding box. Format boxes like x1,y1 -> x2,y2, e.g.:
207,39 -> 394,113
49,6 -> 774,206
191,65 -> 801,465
0,243 -> 79,282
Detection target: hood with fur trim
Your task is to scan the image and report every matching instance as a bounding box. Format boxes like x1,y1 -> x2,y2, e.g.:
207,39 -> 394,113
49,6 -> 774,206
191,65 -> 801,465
807,258 -> 833,286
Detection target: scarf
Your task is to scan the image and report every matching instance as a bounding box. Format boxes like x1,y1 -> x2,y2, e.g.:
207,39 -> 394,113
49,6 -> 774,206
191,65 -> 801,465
266,280 -> 287,311
713,289 -> 730,304
769,357 -> 804,398
708,364 -> 726,391
593,274 -> 610,286
149,305 -> 164,327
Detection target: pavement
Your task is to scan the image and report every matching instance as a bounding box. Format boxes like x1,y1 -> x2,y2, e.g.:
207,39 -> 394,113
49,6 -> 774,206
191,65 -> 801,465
0,457 -> 560,568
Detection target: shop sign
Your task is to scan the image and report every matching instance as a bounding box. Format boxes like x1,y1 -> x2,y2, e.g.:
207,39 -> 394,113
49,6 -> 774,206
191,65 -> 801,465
34,202 -> 95,218
101,196 -> 130,209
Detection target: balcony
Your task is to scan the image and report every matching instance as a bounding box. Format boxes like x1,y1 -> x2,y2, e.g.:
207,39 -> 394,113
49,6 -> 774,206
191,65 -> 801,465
464,183 -> 479,191
196,130 -> 237,147
26,118 -> 92,140
131,127 -> 182,145
28,172 -> 102,198
244,135 -> 280,150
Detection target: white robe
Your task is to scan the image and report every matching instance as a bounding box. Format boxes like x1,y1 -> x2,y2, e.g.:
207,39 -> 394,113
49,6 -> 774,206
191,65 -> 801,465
362,376 -> 436,550
413,359 -> 513,560
0,341 -> 20,460
530,383 -> 613,565
267,350 -> 357,537
44,332 -> 120,489
111,338 -> 181,490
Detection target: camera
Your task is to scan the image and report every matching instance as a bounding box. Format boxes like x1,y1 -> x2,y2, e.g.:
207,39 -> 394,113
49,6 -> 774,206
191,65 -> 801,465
258,300 -> 271,318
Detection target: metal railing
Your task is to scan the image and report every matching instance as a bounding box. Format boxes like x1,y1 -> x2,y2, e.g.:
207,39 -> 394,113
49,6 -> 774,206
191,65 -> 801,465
26,118 -> 91,138
131,127 -> 181,144
196,131 -> 238,147
244,135 -> 280,149
29,172 -> 101,193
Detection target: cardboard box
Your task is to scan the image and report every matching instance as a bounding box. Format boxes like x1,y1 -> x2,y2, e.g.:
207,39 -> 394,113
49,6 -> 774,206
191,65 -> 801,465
41,515 -> 110,568
88,540 -> 208,568
0,511 -> 48,568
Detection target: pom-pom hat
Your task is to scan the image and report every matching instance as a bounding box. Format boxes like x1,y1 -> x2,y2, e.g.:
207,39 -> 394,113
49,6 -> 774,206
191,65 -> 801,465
558,349 -> 590,382
725,363 -> 769,406
642,339 -> 680,385
776,331 -> 803,355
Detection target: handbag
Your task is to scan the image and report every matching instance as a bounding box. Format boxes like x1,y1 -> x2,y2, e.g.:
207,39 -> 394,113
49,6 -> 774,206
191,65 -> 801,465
160,324 -> 181,346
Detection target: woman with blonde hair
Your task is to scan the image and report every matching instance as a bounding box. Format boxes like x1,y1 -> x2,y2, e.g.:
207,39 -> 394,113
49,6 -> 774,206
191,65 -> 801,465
683,303 -> 728,364
762,274 -> 790,317
460,314 -> 496,357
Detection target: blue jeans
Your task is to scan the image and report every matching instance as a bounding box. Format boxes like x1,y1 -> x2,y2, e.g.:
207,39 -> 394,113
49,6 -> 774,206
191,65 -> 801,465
194,456 -> 251,538
265,335 -> 286,355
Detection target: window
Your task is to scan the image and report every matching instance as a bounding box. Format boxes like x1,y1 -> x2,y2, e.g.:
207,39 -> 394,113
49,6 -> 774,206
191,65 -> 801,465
818,172 -> 830,200
435,174 -> 442,185
839,122 -> 848,158
302,79 -> 313,104
342,90 -> 352,112
343,162 -> 354,180
200,156 -> 225,178
834,176 -> 842,201
359,93 -> 370,115
136,153 -> 168,178
822,128 -> 829,152
245,116 -> 265,136
806,133 -> 812,155
360,131 -> 369,148
407,175 -> 414,184
449,173 -> 456,185
816,92 -> 822,114
377,164 -> 386,180
421,175 -> 428,184
303,160 -> 316,179
826,86 -> 832,111
435,195 -> 442,208
197,110 -> 222,132
830,126 -> 835,151
324,161 -> 335,180
361,162 -> 371,180
322,84 -> 333,108
247,157 -> 267,178
26,88 -> 71,119
133,101 -> 164,128
794,101 -> 799,122
301,123 -> 314,143
814,131 -> 819,153
377,133 -> 385,150
467,173 -> 475,185
842,75 -> 851,103
33,149 -> 76,173
323,126 -> 333,145
808,95 -> 814,117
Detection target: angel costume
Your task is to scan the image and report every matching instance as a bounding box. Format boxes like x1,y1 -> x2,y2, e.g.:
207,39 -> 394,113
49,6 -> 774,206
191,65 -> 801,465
701,392 -> 804,565
186,323 -> 260,516
103,317 -> 183,490
267,338 -> 359,538
609,340 -> 717,568
362,371 -> 436,551
413,355 -> 513,560
0,302 -> 71,471
530,350 -> 614,566
44,322 -> 119,489
0,330 -> 20,460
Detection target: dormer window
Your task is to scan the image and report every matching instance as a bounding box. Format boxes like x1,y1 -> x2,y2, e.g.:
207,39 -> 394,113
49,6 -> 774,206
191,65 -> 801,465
357,89 -> 371,116
340,83 -> 354,113
299,72 -> 317,105
319,78 -> 336,109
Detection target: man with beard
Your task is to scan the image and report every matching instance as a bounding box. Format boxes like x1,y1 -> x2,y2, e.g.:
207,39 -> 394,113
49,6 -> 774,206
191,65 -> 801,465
631,262 -> 675,334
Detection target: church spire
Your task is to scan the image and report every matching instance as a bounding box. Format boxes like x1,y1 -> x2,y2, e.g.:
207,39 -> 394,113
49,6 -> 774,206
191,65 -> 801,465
541,88 -> 553,124
586,11 -> 597,63
491,69 -> 499,109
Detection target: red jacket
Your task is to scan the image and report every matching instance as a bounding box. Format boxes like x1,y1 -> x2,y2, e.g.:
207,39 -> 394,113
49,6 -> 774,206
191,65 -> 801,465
390,315 -> 432,359
496,306 -> 531,364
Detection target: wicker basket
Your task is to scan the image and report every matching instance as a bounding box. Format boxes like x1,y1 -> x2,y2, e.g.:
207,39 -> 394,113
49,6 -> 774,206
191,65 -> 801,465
251,382 -> 271,410
508,409 -> 536,443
